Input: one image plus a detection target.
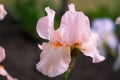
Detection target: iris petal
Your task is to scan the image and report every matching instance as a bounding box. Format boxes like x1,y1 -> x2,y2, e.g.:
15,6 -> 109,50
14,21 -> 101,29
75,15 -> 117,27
0,66 -> 17,80
36,7 -> 55,40
0,4 -> 7,20
58,4 -> 90,45
36,42 -> 71,77
0,47 -> 5,62
77,32 -> 105,63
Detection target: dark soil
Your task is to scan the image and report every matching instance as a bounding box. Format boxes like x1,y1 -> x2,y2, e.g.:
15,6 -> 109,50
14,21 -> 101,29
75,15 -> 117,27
0,14 -> 120,80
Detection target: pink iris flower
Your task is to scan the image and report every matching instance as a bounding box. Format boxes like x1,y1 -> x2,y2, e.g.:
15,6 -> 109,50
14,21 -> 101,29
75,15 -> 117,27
0,4 -> 17,80
0,4 -> 7,20
36,3 -> 105,77
0,47 -> 17,80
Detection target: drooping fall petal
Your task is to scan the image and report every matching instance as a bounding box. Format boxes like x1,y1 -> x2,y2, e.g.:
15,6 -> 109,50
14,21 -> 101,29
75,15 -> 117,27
0,46 -> 5,62
78,32 -> 105,63
36,42 -> 71,77
0,4 -> 7,20
36,7 -> 55,40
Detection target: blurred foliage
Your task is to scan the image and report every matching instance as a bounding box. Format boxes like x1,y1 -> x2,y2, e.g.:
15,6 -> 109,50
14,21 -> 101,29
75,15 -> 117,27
69,0 -> 120,21
1,0 -> 120,41
1,0 -> 58,41
116,24 -> 120,40
87,0 -> 120,21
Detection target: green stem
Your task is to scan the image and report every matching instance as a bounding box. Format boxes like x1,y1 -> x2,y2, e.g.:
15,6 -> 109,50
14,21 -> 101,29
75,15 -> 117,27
62,48 -> 80,80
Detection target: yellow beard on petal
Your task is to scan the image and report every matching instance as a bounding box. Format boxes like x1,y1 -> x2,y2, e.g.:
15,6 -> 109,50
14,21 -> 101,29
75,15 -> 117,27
0,65 -> 4,69
54,42 -> 63,48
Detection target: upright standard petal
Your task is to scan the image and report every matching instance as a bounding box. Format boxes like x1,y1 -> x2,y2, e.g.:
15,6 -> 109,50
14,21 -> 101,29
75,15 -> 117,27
0,4 -> 7,20
58,4 -> 90,45
36,7 -> 55,40
0,46 -> 5,62
36,42 -> 71,77
68,3 -> 75,12
77,32 -> 105,63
